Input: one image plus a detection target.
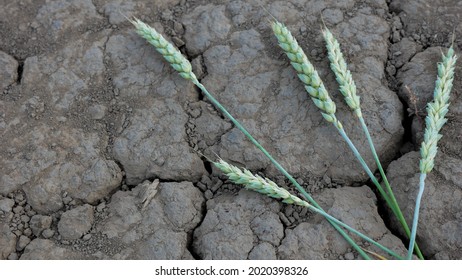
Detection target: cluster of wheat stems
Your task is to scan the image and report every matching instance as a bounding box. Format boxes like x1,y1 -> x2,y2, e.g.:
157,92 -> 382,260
130,16 -> 457,260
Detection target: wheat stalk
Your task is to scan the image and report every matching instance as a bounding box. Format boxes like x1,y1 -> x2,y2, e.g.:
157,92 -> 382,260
322,26 -> 424,259
408,46 -> 457,259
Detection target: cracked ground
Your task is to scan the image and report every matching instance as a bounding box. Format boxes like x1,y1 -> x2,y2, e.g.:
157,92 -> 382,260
0,0 -> 461,260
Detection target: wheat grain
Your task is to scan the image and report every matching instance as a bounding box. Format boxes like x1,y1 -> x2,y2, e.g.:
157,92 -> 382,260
130,18 -> 196,80
214,159 -> 310,207
272,21 -> 342,129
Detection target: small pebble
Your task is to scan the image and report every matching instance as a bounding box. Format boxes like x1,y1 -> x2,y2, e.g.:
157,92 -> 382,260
278,212 -> 291,226
14,193 -> 25,203
211,180 -> 223,192
200,175 -> 212,186
196,182 -> 207,192
392,31 -> 401,43
42,229 -> 55,239
345,252 -> 355,260
284,206 -> 294,217
0,198 -> 15,212
293,212 -> 300,220
386,64 -> 396,76
27,210 -> 37,217
204,190 -> 213,200
62,196 -> 73,205
323,174 -> 331,185
13,206 -> 24,214
173,21 -> 184,34
23,228 -> 32,237
189,108 -> 201,118
300,207 -> 309,217
16,235 -> 31,251
96,202 -> 106,213
172,37 -> 185,47
30,215 -> 53,236
191,57 -> 205,80
392,17 -> 403,30
21,215 -> 30,223
83,233 -> 92,241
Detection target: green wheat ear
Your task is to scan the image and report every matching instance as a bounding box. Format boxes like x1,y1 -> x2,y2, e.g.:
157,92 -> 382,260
407,46 -> 457,259
420,47 -> 458,174
214,159 -> 310,207
322,27 -> 361,118
129,17 -> 196,81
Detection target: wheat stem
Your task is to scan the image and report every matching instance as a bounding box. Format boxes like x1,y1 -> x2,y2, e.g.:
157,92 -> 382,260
407,173 -> 427,260
323,26 -> 424,259
408,47 -> 457,259
337,128 -> 393,205
359,118 -> 424,259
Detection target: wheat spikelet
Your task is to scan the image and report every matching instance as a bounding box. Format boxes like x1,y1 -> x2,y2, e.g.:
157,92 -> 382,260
322,27 -> 362,118
420,47 -> 457,174
214,159 -> 310,207
130,18 -> 196,80
272,21 -> 342,129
